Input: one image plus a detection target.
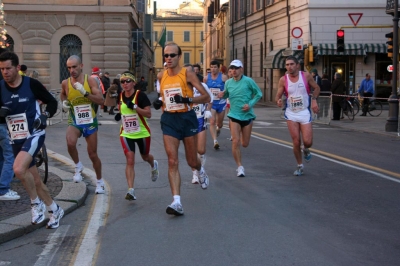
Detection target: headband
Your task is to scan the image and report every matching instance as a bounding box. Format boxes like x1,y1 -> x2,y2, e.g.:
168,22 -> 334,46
120,73 -> 136,82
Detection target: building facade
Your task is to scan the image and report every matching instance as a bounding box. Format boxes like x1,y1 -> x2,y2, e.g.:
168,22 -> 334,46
152,1 -> 204,74
205,0 -> 391,103
3,0 -> 152,90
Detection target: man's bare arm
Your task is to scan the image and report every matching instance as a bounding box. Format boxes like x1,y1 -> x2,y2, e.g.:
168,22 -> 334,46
187,70 -> 210,104
60,80 -> 68,102
275,76 -> 286,107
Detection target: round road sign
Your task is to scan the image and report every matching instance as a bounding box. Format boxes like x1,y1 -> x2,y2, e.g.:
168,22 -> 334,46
291,27 -> 303,38
387,65 -> 393,72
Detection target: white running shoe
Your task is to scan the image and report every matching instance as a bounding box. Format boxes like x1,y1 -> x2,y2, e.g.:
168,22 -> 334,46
192,171 -> 199,184
213,140 -> 220,150
46,206 -> 64,229
166,202 -> 184,216
237,166 -> 245,177
200,154 -> 206,167
31,200 -> 46,224
199,168 -> 209,189
151,160 -> 159,182
0,189 -> 20,200
125,188 -> 136,200
73,164 -> 84,183
95,182 -> 105,194
293,165 -> 304,176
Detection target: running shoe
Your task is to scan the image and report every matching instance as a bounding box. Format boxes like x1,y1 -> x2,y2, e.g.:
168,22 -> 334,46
293,165 -> 304,176
216,127 -> 221,137
95,182 -> 105,194
0,189 -> 20,200
166,202 -> 184,216
125,188 -> 136,200
73,164 -> 84,183
192,171 -> 199,184
151,160 -> 159,182
199,168 -> 209,189
31,200 -> 46,224
237,166 -> 245,177
46,206 -> 64,229
303,148 -> 312,163
200,154 -> 206,167
213,141 -> 220,150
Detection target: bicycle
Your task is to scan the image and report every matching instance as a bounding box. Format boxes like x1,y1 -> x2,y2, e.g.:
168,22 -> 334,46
35,143 -> 49,184
366,99 -> 383,116
341,97 -> 355,121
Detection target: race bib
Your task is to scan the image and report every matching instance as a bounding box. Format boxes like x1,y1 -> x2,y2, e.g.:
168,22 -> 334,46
122,114 -> 140,133
6,113 -> 30,140
192,103 -> 203,118
74,104 -> 93,125
211,88 -> 220,101
163,88 -> 185,111
289,95 -> 305,112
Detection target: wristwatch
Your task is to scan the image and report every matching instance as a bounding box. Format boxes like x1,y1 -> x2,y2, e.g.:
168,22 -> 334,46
84,91 -> 89,97
311,96 -> 317,100
133,104 -> 137,109
189,98 -> 193,103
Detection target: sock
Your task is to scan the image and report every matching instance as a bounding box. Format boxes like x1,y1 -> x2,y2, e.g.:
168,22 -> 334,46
76,161 -> 82,169
199,167 -> 205,176
31,197 -> 41,205
298,164 -> 304,168
49,201 -> 58,212
97,178 -> 104,185
214,139 -> 217,143
128,187 -> 134,192
192,170 -> 199,176
173,195 -> 181,204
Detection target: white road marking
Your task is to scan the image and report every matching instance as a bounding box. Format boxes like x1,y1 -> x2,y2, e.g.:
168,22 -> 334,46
47,150 -> 110,266
251,135 -> 400,184
34,225 -> 70,266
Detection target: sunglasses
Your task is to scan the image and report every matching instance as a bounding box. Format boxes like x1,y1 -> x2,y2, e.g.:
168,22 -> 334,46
164,53 -> 178,58
120,79 -> 133,84
229,66 -> 240,70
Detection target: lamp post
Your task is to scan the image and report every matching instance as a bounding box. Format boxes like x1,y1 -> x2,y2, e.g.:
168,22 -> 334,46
386,0 -> 399,132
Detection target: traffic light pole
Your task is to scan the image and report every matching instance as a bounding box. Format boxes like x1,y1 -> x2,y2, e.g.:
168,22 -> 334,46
386,0 -> 399,132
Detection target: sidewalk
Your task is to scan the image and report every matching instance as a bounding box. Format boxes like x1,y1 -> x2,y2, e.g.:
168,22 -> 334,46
0,92 -> 397,245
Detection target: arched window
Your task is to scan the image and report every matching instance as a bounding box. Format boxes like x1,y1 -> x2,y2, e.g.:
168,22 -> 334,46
59,34 -> 82,83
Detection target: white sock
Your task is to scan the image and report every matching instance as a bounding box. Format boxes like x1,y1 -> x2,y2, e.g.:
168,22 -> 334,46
49,201 -> 58,212
128,187 -> 134,191
31,197 -> 41,204
214,139 -> 217,143
298,164 -> 304,168
192,170 -> 199,176
173,195 -> 181,204
97,178 -> 104,185
76,162 -> 82,168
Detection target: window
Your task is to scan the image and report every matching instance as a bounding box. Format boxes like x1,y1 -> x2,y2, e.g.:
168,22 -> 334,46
260,42 -> 264,75
167,31 -> 173,42
136,0 -> 145,13
250,45 -> 253,77
184,31 -> 190,42
200,52 -> 203,65
154,31 -> 158,44
266,0 -> 273,6
183,52 -> 190,64
200,31 -> 204,42
4,34 -> 14,51
257,0 -> 263,10
59,34 -> 82,83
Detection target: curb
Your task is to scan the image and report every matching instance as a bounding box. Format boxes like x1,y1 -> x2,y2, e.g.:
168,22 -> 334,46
0,152 -> 92,245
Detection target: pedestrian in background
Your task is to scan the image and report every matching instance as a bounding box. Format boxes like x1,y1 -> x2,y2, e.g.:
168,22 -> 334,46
101,72 -> 111,112
331,72 -> 345,120
104,79 -> 119,115
193,64 -> 203,82
311,68 -> 322,88
18,64 -> 27,76
358,73 -> 374,116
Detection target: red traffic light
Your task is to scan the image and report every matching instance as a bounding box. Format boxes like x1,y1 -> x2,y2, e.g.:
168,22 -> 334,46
337,30 -> 345,38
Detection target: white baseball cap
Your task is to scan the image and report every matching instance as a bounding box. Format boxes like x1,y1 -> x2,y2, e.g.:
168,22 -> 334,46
229,59 -> 243,68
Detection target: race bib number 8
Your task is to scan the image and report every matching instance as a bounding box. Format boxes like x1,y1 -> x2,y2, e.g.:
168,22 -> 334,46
163,87 -> 185,111
289,95 -> 305,112
122,114 -> 140,133
211,88 -> 220,101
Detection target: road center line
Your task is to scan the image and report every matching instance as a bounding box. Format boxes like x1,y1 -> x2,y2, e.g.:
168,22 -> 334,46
250,132 -> 400,183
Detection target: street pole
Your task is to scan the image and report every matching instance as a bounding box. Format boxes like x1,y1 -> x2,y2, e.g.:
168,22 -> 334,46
386,0 -> 399,132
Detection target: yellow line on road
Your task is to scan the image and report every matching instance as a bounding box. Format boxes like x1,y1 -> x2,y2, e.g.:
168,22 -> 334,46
251,131 -> 400,179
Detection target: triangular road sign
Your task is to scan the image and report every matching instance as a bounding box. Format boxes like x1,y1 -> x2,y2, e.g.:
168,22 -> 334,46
348,13 -> 363,27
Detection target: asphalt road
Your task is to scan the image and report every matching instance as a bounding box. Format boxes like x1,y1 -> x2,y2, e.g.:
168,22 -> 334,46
0,107 -> 399,266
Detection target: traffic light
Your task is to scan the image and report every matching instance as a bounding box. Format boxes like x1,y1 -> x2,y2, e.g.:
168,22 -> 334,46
304,47 -> 309,66
309,45 -> 314,63
336,30 -> 345,53
385,31 -> 393,58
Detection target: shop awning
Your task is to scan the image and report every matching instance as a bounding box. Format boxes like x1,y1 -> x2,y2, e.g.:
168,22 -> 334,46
364,43 -> 386,54
317,43 -> 366,56
264,49 -> 304,69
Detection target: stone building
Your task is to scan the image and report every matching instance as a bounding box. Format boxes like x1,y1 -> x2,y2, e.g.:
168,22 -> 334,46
3,0 -> 153,90
205,0 -> 391,103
